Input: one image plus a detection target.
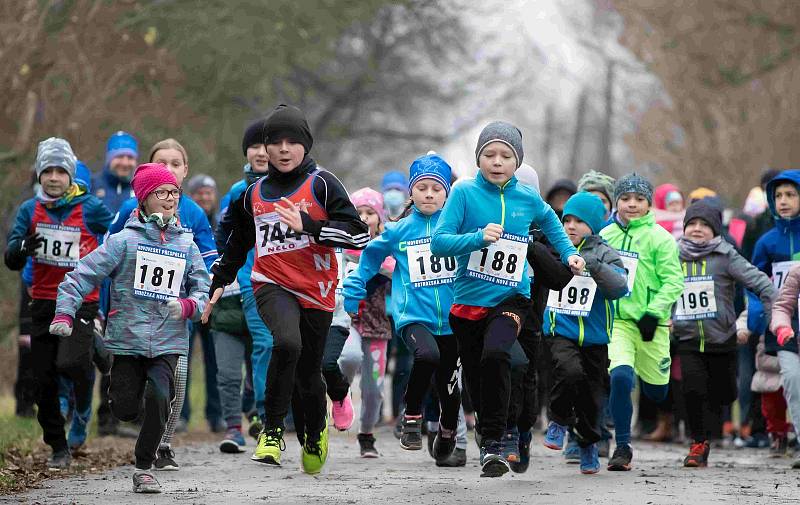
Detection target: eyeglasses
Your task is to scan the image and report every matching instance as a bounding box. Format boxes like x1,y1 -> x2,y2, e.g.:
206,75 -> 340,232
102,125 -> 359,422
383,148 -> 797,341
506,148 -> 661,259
153,189 -> 181,200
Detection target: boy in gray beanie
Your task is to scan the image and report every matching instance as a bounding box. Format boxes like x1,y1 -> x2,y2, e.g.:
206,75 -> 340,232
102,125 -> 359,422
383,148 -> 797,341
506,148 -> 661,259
475,121 -> 524,168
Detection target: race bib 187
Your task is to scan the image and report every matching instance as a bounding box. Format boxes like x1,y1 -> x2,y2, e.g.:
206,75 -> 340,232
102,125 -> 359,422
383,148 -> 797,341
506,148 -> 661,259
133,245 -> 187,301
254,212 -> 309,257
406,238 -> 456,287
546,273 -> 598,317
466,233 -> 528,287
674,275 -> 717,321
34,223 -> 81,267
618,250 -> 639,297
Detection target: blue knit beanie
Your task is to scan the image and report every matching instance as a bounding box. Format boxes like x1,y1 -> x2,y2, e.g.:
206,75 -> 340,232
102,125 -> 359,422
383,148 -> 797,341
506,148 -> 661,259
105,131 -> 138,166
562,191 -> 607,234
409,154 -> 452,195
381,171 -> 407,193
75,160 -> 91,191
614,172 -> 654,205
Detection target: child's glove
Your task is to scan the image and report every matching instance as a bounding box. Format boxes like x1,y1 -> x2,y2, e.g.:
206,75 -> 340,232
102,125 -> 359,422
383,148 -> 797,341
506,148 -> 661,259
776,326 -> 795,346
20,232 -> 44,257
49,314 -> 73,337
637,313 -> 659,342
167,298 -> 197,321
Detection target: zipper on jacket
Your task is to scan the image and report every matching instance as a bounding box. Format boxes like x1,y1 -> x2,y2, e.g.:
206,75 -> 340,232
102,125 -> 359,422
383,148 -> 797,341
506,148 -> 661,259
578,316 -> 585,346
697,260 -> 706,353
499,179 -> 512,228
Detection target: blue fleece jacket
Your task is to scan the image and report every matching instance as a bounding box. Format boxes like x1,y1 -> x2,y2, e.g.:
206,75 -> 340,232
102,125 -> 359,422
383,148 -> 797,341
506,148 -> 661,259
431,172 -> 578,307
216,173 -> 258,292
343,207 -> 455,335
749,169 -> 800,353
108,195 -> 218,270
91,168 -> 135,215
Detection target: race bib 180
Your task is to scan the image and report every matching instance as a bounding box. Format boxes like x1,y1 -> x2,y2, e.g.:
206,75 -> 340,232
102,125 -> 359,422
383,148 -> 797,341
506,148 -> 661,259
617,250 -> 639,297
674,275 -> 717,321
466,233 -> 528,287
254,212 -> 309,257
133,245 -> 187,301
406,238 -> 456,287
34,223 -> 81,267
546,273 -> 598,317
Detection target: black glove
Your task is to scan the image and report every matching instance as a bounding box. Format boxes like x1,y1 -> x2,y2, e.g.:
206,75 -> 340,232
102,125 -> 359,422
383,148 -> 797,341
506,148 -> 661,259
20,232 -> 43,257
637,313 -> 659,342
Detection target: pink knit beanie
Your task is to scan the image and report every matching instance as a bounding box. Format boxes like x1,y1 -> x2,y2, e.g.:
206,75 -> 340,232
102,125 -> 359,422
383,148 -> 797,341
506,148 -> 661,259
350,187 -> 385,222
132,163 -> 179,202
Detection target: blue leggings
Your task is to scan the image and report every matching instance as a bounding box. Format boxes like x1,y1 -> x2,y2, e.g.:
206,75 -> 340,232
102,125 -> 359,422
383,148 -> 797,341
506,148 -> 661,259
242,288 -> 273,418
609,365 -> 668,445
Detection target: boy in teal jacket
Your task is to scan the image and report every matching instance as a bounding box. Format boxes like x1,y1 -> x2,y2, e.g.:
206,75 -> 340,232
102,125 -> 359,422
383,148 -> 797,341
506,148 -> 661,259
542,192 -> 628,474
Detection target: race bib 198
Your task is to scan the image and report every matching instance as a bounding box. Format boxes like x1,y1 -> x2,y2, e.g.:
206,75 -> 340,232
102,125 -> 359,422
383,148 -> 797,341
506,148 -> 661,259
546,273 -> 598,317
772,261 -> 800,290
406,238 -> 456,287
133,245 -> 187,301
674,275 -> 717,321
34,223 -> 81,267
618,250 -> 638,297
466,233 -> 528,286
254,212 -> 309,257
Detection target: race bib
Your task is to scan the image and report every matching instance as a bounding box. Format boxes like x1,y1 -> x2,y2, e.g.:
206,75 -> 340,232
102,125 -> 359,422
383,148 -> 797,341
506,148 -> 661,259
618,251 -> 639,297
674,275 -> 717,321
335,250 -> 359,294
406,238 -> 456,287
546,273 -> 598,317
34,223 -> 81,267
133,245 -> 187,301
466,233 -> 528,286
772,261 -> 800,290
254,212 -> 309,257
222,276 -> 242,298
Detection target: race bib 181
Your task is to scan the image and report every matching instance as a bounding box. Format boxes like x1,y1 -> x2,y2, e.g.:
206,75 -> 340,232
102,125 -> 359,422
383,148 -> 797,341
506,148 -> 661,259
674,275 -> 717,321
254,212 -> 309,257
546,273 -> 598,317
406,238 -> 456,287
133,245 -> 187,301
466,233 -> 528,287
34,223 -> 81,267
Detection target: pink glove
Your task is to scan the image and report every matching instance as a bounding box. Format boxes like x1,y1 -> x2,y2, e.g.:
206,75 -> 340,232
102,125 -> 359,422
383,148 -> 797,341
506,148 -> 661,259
776,326 -> 795,346
49,314 -> 74,337
167,298 -> 197,321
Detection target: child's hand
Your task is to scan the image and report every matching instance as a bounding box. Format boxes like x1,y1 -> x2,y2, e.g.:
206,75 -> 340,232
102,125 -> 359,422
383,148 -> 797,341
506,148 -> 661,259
776,326 -> 795,346
275,197 -> 304,233
736,328 -> 751,345
167,298 -> 196,321
483,224 -> 503,243
201,287 -> 224,324
49,314 -> 73,337
568,255 -> 585,275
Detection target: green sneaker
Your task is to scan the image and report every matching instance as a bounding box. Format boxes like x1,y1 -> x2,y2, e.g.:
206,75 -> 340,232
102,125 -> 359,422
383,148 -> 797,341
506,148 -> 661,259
301,420 -> 329,474
251,427 -> 285,465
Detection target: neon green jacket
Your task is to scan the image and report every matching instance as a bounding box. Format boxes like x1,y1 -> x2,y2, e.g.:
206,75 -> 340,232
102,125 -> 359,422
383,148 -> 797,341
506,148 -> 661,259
599,211 -> 683,322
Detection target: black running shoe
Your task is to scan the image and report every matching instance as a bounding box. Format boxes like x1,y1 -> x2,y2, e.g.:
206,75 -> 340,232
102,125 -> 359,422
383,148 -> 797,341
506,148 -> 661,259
153,447 -> 179,471
607,444 -> 633,471
436,447 -> 467,467
510,430 -> 532,474
358,433 -> 379,458
433,428 -> 457,462
480,439 -> 509,478
399,415 -> 423,450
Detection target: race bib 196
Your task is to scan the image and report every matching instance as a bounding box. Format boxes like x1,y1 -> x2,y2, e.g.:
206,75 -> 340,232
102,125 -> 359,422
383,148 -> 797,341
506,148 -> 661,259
406,238 -> 456,287
466,233 -> 528,286
772,261 -> 800,290
34,223 -> 81,267
254,212 -> 309,257
546,273 -> 598,317
133,245 -> 187,301
674,275 -> 717,321
618,250 -> 638,297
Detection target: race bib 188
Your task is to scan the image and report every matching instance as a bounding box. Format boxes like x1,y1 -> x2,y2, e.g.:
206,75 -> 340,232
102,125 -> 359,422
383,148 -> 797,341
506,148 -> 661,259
133,245 -> 187,301
674,275 -> 717,321
406,238 -> 456,287
618,250 -> 639,297
34,223 -> 81,267
254,212 -> 309,257
466,233 -> 528,286
546,273 -> 598,317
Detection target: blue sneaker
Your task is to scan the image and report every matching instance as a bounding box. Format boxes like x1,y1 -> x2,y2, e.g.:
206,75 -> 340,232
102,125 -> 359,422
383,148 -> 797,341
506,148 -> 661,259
510,430 -> 532,474
564,432 -> 581,463
219,428 -> 247,453
501,428 -> 520,463
543,421 -> 568,450
580,443 -> 600,474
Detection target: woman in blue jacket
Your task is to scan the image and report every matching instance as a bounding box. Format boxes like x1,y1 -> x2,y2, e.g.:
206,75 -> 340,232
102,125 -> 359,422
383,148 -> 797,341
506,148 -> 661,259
343,154 -> 461,464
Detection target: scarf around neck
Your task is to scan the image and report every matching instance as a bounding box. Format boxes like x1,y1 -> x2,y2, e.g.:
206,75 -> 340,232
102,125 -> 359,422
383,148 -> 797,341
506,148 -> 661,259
678,235 -> 722,260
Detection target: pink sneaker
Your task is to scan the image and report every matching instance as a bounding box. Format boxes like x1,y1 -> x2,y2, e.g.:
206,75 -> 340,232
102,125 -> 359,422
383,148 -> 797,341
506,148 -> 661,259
332,395 -> 354,431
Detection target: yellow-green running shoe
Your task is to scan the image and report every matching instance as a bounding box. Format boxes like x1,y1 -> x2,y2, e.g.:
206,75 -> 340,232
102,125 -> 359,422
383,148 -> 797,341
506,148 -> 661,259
251,427 -> 285,465
301,420 -> 329,474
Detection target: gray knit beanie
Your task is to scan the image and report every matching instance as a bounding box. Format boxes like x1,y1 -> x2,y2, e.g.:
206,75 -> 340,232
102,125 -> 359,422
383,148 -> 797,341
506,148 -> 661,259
578,170 -> 616,204
614,172 -> 653,205
35,137 -> 76,183
475,121 -> 524,168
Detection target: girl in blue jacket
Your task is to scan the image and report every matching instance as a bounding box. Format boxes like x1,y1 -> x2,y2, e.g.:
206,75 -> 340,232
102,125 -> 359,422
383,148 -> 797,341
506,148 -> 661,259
343,154 -> 462,464
431,121 -> 584,477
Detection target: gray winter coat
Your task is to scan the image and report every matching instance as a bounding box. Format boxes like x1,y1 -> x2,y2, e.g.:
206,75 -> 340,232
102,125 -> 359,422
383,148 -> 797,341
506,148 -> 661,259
56,214 -> 210,358
674,239 -> 774,352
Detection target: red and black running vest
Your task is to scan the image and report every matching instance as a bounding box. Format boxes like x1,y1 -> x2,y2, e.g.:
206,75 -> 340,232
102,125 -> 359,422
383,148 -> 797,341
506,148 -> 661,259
250,171 -> 339,311
30,201 -> 100,302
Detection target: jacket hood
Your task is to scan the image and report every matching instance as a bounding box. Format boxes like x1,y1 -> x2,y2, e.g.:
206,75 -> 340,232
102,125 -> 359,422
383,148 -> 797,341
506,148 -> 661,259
124,211 -> 187,241
654,183 -> 682,210
612,209 -> 655,229
766,170 -> 800,226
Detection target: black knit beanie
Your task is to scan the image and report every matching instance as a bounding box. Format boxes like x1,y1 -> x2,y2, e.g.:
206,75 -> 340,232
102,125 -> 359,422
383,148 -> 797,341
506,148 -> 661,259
263,104 -> 313,153
242,118 -> 267,156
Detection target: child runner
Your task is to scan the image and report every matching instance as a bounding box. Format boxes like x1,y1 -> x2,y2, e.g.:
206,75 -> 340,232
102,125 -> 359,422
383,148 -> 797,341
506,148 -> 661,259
205,104 -> 369,474
4,138 -> 113,470
599,173 -> 684,471
542,192 -> 628,474
343,155 -> 462,464
107,138 -> 218,471
50,163 -> 210,493
431,121 -> 583,477
771,267 -> 800,469
673,200 -> 774,467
